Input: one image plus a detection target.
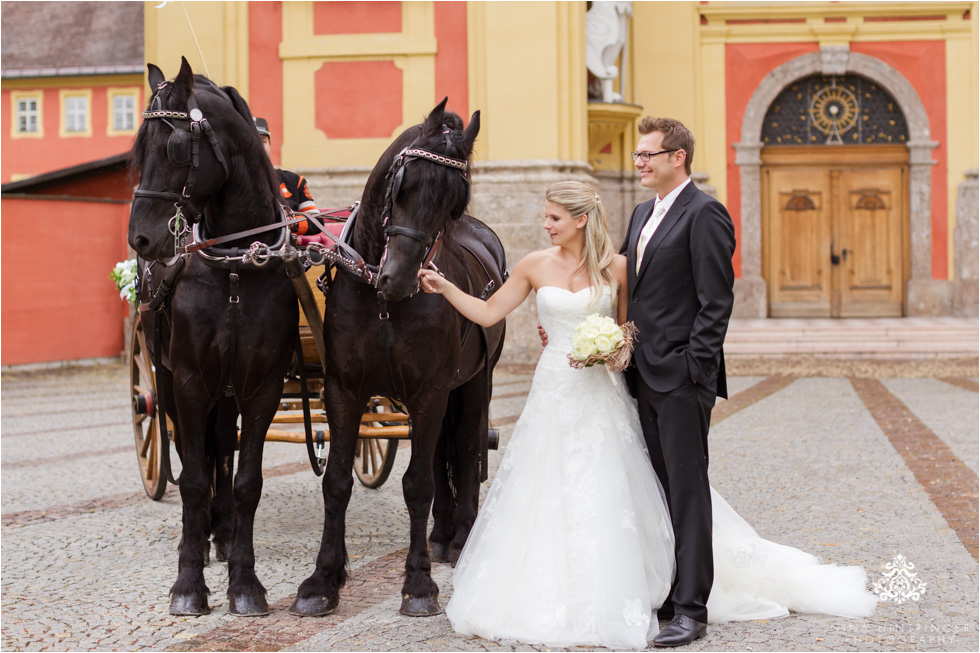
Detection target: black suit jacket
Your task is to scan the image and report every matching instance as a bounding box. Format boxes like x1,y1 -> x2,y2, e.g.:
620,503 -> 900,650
620,182 -> 736,399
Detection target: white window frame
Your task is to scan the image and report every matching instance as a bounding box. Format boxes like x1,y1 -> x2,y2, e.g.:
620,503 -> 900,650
10,91 -> 44,138
59,89 -> 92,137
107,87 -> 140,136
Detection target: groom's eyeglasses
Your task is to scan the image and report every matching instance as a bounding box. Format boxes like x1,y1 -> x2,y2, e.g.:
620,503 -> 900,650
631,149 -> 678,163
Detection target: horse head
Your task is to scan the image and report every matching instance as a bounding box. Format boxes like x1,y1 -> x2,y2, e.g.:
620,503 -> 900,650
128,57 -> 276,261
373,98 -> 480,301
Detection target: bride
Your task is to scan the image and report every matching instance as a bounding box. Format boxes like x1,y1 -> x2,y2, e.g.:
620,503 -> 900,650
418,182 -> 877,650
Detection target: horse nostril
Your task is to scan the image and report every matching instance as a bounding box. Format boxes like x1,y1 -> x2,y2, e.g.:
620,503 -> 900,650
132,235 -> 150,255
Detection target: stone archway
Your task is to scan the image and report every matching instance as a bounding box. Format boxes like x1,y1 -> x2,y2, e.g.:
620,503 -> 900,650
733,46 -> 940,317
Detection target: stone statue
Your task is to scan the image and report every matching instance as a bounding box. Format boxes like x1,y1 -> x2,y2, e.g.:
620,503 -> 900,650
586,1 -> 632,103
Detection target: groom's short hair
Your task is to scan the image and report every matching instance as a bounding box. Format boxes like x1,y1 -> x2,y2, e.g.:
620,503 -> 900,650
638,117 -> 694,176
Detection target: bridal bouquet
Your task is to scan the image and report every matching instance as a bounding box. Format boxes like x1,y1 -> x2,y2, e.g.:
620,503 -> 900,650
110,258 -> 138,304
567,314 -> 637,372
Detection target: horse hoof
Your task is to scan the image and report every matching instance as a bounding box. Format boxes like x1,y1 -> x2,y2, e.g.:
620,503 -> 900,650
202,546 -> 211,568
289,595 -> 338,617
229,593 -> 269,617
170,593 -> 210,616
429,541 -> 450,563
399,595 -> 442,617
448,546 -> 462,567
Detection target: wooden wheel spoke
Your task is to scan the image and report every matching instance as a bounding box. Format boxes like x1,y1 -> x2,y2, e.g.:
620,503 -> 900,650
138,425 -> 152,457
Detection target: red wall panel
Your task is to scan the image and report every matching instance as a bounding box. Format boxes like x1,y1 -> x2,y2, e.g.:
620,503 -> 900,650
1,198 -> 131,365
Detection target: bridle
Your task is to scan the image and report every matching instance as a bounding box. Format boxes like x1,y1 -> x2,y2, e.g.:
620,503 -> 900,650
376,134 -> 470,286
132,81 -> 231,244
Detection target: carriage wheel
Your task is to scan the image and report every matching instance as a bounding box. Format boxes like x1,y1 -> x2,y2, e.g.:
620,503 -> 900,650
353,398 -> 401,489
130,314 -> 168,500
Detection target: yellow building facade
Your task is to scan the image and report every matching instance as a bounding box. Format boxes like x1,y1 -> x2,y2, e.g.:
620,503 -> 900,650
145,1 -> 978,362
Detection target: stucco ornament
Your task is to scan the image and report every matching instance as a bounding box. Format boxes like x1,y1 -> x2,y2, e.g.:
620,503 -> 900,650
586,1 -> 632,103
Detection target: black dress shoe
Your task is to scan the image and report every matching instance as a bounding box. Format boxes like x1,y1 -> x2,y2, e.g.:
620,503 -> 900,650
652,615 -> 707,647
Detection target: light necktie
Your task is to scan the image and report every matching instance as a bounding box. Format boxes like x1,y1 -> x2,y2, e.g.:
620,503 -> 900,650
636,200 -> 667,273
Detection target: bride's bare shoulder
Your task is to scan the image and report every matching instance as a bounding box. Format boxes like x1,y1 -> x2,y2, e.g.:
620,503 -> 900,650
515,247 -> 558,271
512,248 -> 560,289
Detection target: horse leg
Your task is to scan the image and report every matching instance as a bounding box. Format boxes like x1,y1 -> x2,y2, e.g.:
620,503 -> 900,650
157,366 -> 213,568
290,393 -> 362,617
445,379 -> 485,566
169,394 -> 213,616
209,395 -> 238,563
225,401 -> 277,617
429,392 -> 460,563
400,396 -> 448,616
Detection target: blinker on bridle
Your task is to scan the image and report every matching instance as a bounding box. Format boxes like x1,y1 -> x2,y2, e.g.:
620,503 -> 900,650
133,81 -> 231,228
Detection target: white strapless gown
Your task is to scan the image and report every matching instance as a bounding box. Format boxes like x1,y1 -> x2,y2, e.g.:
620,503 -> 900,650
446,286 -> 877,650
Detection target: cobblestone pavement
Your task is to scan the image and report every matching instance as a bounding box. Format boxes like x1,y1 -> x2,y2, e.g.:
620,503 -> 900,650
1,358 -> 977,652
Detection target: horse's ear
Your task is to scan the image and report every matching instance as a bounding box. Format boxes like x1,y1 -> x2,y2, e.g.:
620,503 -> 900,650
461,110 -> 480,155
423,97 -> 450,134
174,57 -> 196,94
147,64 -> 165,90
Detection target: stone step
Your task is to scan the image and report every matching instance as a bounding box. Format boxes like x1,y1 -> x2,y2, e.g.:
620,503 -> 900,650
724,318 -> 979,358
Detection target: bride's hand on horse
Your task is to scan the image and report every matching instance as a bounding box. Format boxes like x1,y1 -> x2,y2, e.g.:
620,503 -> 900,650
418,268 -> 450,294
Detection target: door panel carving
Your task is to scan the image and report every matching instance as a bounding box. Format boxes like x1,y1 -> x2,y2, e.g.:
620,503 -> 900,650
763,150 -> 906,318
766,169 -> 831,317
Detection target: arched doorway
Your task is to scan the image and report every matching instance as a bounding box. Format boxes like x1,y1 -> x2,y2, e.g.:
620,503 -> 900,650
734,47 -> 939,318
761,74 -> 909,317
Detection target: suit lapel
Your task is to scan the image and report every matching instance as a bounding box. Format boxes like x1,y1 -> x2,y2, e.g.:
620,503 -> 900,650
636,183 -> 699,279
628,198 -> 657,281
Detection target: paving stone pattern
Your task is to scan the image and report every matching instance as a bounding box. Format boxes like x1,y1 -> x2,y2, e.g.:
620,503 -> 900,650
1,359 -> 977,652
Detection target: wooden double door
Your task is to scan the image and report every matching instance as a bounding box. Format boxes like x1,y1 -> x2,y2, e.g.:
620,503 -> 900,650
762,146 -> 908,318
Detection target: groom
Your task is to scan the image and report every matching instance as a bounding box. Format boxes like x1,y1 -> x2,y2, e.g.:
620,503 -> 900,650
622,117 -> 735,647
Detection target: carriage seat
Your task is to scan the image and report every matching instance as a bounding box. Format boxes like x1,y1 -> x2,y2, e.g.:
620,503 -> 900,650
295,218 -> 345,247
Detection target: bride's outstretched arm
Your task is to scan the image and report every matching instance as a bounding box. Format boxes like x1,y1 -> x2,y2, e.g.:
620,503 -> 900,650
418,255 -> 535,327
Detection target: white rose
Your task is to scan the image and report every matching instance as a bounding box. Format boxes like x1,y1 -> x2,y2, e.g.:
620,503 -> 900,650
575,341 -> 596,359
585,314 -> 605,328
581,327 -> 600,341
598,321 -> 617,336
595,335 -> 614,354
610,330 -> 625,348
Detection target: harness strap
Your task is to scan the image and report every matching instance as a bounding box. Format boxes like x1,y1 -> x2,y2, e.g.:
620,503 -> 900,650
294,332 -> 323,476
153,310 -> 181,486
376,296 -> 400,396
140,255 -> 186,313
182,215 -> 306,253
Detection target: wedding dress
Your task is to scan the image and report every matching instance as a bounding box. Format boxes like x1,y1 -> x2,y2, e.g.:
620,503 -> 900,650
446,286 -> 877,650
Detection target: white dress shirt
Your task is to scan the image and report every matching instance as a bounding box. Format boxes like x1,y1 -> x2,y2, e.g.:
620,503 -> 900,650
635,177 -> 691,273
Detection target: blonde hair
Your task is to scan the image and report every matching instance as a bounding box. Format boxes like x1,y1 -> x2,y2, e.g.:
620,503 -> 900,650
545,181 -> 617,310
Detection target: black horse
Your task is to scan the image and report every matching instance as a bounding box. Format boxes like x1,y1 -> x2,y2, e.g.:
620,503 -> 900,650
128,58 -> 297,616
290,100 -> 506,617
